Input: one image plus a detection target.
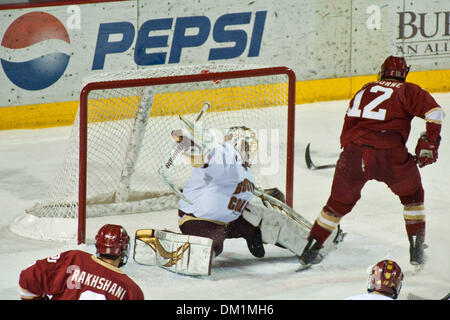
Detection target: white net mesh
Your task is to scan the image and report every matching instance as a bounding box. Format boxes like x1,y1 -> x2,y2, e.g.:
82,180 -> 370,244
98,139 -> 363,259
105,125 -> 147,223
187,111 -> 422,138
11,64 -> 292,241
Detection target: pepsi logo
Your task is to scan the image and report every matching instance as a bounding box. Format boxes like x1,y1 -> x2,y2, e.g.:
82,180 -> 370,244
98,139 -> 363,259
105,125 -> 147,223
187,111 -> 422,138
1,12 -> 71,91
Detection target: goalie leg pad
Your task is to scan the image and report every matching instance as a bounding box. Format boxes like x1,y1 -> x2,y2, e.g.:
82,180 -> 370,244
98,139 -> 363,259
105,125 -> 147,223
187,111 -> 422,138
243,198 -> 345,257
243,203 -> 310,256
133,229 -> 214,276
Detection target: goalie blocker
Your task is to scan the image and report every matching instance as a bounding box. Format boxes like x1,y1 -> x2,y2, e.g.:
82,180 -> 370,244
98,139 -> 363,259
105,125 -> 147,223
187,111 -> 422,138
133,188 -> 344,276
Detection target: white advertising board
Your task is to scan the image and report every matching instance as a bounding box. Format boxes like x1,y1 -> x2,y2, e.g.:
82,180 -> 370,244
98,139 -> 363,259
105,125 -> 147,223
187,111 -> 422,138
0,0 -> 449,108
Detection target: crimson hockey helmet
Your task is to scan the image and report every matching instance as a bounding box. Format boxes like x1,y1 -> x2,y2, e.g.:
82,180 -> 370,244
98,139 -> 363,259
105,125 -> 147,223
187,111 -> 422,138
379,56 -> 410,81
225,126 -> 258,167
95,224 -> 130,266
367,260 -> 404,299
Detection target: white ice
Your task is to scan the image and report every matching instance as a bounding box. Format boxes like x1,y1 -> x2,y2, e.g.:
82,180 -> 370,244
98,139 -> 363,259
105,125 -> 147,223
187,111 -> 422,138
1,94 -> 449,300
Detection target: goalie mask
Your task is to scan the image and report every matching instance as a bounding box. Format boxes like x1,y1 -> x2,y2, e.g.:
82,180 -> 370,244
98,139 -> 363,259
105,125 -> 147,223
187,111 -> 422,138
225,126 -> 258,167
95,224 -> 130,267
378,56 -> 410,81
367,260 -> 404,299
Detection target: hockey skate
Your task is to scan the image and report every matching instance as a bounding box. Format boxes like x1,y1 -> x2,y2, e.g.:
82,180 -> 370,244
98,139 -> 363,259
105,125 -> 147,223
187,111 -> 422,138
296,238 -> 323,271
246,228 -> 265,258
409,235 -> 427,269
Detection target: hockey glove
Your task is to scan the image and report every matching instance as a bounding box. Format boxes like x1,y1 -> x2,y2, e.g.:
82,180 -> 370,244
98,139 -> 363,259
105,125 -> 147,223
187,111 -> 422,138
415,133 -> 441,168
177,116 -> 217,152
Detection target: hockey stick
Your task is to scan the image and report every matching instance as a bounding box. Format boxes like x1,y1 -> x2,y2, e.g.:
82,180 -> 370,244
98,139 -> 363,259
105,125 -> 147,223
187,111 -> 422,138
253,187 -> 312,231
252,187 -> 346,272
157,102 -> 211,204
305,143 -> 336,170
407,292 -> 450,300
158,145 -> 193,204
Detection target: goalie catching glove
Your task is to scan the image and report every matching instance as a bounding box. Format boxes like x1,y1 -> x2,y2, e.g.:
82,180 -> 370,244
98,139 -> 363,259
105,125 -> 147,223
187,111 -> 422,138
171,116 -> 218,167
177,115 -> 217,152
415,132 -> 441,168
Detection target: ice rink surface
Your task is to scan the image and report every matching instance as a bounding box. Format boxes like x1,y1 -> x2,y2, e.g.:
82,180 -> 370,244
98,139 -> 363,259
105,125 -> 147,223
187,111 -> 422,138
0,93 -> 449,303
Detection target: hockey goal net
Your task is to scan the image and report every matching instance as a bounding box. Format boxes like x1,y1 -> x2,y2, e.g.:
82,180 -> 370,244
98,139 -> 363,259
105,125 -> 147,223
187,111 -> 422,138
11,64 -> 296,244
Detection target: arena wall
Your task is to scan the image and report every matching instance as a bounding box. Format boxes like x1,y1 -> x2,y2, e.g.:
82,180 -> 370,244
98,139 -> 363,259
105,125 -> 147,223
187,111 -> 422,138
0,0 -> 449,129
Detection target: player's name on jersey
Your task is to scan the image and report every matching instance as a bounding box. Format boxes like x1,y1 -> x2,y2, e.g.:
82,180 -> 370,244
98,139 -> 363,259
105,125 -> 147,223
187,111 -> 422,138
69,268 -> 127,300
377,80 -> 404,88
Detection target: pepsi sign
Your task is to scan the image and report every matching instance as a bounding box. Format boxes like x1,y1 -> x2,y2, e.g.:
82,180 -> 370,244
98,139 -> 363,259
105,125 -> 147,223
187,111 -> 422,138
92,11 -> 267,70
1,10 -> 267,91
1,12 -> 71,91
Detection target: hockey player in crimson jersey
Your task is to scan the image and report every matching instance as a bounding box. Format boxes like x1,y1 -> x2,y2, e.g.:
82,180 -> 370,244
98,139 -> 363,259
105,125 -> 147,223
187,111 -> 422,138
18,224 -> 144,300
298,56 -> 445,269
345,260 -> 404,300
178,126 -> 265,258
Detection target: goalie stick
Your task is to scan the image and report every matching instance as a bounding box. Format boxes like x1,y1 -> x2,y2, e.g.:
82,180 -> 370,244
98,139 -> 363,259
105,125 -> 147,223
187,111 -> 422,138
157,102 -> 211,204
253,187 -> 312,231
305,143 -> 336,170
407,292 -> 450,300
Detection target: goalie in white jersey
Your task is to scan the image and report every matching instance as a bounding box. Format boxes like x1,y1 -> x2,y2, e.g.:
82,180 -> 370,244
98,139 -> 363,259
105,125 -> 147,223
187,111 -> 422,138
178,126 -> 265,258
133,110 -> 344,276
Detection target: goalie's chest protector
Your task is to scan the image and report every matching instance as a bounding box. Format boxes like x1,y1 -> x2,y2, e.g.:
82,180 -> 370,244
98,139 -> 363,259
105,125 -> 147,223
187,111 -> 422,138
180,142 -> 255,223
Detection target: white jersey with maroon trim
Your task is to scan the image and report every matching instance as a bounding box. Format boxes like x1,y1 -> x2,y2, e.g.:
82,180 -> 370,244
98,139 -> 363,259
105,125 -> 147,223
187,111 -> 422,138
179,141 -> 255,224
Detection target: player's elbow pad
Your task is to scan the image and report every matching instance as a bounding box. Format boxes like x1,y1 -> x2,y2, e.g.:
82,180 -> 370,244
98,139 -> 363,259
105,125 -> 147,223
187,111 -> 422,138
425,109 -> 445,142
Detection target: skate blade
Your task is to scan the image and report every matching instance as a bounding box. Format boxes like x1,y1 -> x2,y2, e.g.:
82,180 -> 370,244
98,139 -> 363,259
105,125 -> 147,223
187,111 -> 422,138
412,264 -> 425,272
295,263 -> 312,272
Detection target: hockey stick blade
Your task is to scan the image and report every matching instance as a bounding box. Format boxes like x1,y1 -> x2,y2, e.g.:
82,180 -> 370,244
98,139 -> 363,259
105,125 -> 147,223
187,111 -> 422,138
305,143 -> 336,170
